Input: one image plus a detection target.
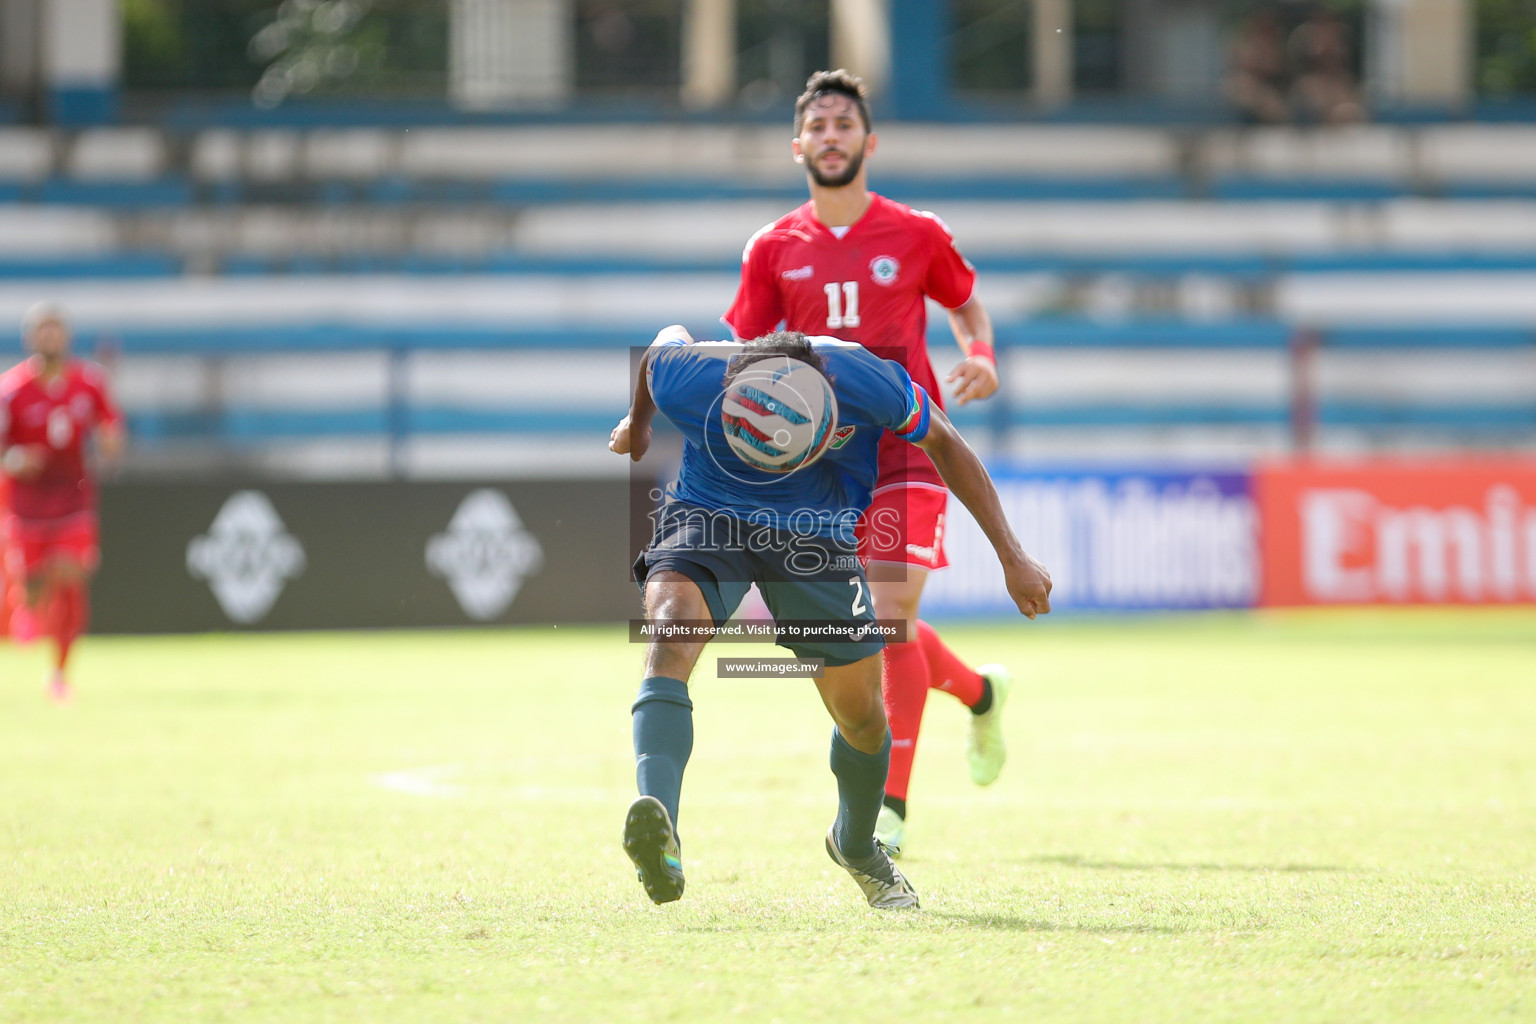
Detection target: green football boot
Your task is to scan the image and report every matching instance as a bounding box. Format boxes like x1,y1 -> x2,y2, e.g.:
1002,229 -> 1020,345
967,664 -> 1012,786
623,796 -> 685,904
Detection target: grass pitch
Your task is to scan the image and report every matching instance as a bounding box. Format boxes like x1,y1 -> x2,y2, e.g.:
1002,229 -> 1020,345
2,610 -> 1534,1023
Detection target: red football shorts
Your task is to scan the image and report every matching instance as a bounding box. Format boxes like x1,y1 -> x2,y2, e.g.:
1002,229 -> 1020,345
856,483 -> 949,571
4,512 -> 100,578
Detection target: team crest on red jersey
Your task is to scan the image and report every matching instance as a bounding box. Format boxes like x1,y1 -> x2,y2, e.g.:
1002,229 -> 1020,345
869,255 -> 900,285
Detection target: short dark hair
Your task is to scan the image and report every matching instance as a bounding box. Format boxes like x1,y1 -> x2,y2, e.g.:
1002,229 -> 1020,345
722,331 -> 829,388
793,69 -> 872,136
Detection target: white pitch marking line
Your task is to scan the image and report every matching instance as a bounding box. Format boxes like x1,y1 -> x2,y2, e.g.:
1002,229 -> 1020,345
370,763 -> 464,798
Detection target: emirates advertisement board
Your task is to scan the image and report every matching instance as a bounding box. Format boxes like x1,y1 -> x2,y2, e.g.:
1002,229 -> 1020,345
1255,459 -> 1536,607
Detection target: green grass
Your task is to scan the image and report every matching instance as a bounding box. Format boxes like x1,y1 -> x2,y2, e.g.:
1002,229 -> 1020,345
2,610 -> 1535,1022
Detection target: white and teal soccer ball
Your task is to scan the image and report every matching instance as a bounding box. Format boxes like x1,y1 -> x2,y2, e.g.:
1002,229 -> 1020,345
720,356 -> 839,473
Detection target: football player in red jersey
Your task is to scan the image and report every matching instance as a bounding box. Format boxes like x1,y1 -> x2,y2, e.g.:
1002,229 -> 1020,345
1,304 -> 125,702
723,70 -> 1011,857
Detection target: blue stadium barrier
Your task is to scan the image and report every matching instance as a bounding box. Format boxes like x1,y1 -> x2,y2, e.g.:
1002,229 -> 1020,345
1324,326 -> 1535,349
127,400 -> 1528,443
25,319 -> 1516,358
101,324 -> 650,355
37,176 -> 195,208
0,253 -> 182,278
128,407 -> 624,441
1441,183 -> 1536,200
1318,402 -> 1536,429
147,93 -> 1536,131
220,408 -> 389,440
990,319 -> 1292,349
17,170 -> 1536,216
3,249 -> 1535,281
406,407 -> 623,434
1283,252 -> 1536,273
1209,177 -> 1408,202
188,251 -> 1536,280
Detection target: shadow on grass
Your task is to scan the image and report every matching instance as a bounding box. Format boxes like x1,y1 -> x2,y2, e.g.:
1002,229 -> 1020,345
928,913 -> 1181,934
1025,854 -> 1348,873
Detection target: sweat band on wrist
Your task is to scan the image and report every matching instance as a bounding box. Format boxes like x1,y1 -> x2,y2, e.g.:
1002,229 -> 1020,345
967,340 -> 995,365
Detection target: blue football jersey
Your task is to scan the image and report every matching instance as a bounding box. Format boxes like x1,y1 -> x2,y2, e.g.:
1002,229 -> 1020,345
644,335 -> 932,541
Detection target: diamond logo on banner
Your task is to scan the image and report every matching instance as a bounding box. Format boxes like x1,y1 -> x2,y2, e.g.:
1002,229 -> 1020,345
186,491 -> 307,623
426,489 -> 544,620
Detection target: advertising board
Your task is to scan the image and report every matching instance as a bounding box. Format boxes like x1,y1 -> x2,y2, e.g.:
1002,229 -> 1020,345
923,467 -> 1259,614
1256,460 -> 1536,606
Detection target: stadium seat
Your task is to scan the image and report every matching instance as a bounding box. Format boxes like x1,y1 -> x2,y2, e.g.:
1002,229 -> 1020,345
0,128 -> 53,182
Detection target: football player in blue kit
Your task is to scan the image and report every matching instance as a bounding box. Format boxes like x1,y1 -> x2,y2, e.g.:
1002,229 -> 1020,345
609,325 -> 1051,909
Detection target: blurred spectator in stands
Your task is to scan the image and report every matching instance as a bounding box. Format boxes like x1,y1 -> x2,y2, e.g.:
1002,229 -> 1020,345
1225,6 -> 1292,124
1289,5 -> 1365,124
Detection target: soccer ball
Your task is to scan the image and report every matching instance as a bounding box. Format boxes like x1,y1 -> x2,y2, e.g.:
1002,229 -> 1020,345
720,356 -> 838,473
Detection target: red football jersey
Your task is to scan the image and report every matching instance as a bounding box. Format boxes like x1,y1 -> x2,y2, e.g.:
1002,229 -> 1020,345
0,358 -> 122,520
723,192 -> 977,486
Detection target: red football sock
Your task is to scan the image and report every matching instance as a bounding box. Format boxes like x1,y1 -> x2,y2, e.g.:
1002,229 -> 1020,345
880,638 -> 930,802
916,619 -> 985,707
47,581 -> 87,672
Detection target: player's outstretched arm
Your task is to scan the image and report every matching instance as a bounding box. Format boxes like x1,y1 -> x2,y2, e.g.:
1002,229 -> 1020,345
915,406 -> 1051,619
945,297 -> 999,406
610,326 -> 691,461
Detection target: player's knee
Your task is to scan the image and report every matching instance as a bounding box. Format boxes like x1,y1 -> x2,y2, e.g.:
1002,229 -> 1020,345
644,641 -> 703,683
868,582 -> 922,628
824,657 -> 886,746
838,700 -> 888,751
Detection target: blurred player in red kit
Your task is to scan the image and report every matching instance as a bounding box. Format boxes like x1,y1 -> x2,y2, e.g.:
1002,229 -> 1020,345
724,69 -> 1011,856
1,303 -> 125,702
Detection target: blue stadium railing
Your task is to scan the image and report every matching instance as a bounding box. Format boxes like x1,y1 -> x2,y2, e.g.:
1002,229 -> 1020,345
11,174 -> 1536,210
9,250 -> 1536,281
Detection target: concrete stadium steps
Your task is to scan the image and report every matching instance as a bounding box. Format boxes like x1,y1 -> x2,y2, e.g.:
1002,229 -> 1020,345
511,199 -> 1536,259
8,266 -> 1536,330
8,123 -> 1536,189
9,125 -> 1536,211
14,200 -> 1536,268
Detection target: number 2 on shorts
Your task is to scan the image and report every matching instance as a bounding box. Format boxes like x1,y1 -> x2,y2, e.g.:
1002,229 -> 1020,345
847,576 -> 869,615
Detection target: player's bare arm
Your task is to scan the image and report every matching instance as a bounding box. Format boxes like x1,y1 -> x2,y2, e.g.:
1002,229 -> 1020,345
610,326 -> 693,461
945,296 -> 999,406
96,421 -> 127,467
914,405 -> 1051,619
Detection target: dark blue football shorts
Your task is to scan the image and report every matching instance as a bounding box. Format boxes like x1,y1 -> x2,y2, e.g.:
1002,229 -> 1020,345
633,501 -> 885,667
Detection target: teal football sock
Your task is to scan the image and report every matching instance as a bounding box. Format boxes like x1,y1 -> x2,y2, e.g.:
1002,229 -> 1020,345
632,675 -> 694,836
830,728 -> 891,859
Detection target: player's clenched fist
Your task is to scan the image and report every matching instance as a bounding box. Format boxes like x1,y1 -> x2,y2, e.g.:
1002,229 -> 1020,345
1002,553 -> 1052,620
609,415 -> 651,461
